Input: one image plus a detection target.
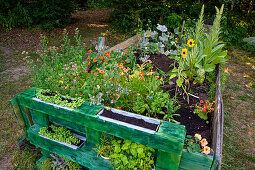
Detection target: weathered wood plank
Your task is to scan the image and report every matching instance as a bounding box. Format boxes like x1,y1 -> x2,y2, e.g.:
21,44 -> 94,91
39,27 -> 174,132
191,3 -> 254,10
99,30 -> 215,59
28,125 -> 112,170
156,151 -> 182,170
178,150 -> 213,170
19,94 -> 185,155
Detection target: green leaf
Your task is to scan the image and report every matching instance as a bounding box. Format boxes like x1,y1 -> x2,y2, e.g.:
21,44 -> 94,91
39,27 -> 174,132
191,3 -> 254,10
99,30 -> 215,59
169,73 -> 177,79
176,78 -> 184,87
137,148 -> 143,155
121,155 -> 129,165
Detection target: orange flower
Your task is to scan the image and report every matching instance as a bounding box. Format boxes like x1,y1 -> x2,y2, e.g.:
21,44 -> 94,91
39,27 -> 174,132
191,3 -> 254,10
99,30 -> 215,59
99,70 -> 104,73
202,146 -> 210,155
213,101 -> 216,104
204,104 -> 208,108
88,62 -> 90,66
194,134 -> 202,140
117,107 -> 121,110
99,56 -> 104,60
202,107 -> 207,113
142,71 -> 145,76
155,76 -> 159,80
200,138 -> 208,147
116,94 -> 120,100
87,56 -> 90,59
200,100 -> 203,103
211,108 -> 214,111
93,58 -> 97,62
88,49 -> 92,53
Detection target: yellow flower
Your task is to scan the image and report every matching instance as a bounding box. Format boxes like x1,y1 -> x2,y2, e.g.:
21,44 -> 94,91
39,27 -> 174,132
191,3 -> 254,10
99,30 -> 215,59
202,146 -> 210,155
194,134 -> 202,140
181,49 -> 187,57
200,138 -> 208,147
187,39 -> 195,47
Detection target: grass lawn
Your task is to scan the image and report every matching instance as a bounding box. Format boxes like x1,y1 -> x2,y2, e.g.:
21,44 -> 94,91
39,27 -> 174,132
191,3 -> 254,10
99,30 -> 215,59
0,9 -> 254,169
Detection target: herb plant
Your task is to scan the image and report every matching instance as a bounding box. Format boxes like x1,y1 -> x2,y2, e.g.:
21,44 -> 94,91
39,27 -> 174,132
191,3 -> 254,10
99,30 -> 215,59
36,89 -> 84,109
39,125 -> 80,146
94,136 -> 155,170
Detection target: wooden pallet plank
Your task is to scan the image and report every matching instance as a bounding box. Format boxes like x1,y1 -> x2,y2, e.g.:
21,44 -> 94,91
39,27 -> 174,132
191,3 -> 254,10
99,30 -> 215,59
18,93 -> 186,155
178,150 -> 213,170
28,125 -> 112,170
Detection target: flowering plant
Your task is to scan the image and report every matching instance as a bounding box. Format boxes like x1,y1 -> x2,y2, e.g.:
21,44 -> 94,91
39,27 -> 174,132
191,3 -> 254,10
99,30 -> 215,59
194,100 -> 215,120
184,134 -> 211,155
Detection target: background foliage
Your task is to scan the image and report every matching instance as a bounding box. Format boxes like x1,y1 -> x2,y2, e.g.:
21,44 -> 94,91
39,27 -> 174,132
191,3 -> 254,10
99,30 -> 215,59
0,0 -> 74,30
108,0 -> 254,46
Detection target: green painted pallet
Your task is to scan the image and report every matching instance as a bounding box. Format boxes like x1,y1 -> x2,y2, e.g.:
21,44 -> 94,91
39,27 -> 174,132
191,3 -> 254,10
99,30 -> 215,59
10,87 -> 217,170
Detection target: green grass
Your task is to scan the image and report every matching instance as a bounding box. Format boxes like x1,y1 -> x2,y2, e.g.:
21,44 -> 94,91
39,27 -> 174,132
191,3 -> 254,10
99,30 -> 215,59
222,49 -> 255,169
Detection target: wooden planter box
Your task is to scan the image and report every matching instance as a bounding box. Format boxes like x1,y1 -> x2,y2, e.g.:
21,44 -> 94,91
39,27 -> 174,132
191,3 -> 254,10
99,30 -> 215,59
10,36 -> 223,170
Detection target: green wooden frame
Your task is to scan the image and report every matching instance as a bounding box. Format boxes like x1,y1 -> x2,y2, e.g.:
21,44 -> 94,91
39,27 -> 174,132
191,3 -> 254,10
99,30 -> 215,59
11,87 -> 217,169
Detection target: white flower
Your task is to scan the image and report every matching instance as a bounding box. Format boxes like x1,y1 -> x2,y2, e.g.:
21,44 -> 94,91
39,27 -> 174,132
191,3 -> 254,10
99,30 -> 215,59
150,31 -> 158,39
159,33 -> 169,42
156,24 -> 167,32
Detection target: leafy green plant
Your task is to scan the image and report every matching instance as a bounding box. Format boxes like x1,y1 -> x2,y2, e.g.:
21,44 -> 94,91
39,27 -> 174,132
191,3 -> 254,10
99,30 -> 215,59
36,89 -> 84,109
133,91 -> 179,122
39,125 -> 80,146
94,136 -> 155,170
39,154 -> 82,170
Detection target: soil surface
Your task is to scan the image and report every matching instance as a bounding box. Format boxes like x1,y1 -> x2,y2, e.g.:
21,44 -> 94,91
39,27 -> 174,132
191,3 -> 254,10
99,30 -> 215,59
100,109 -> 159,131
136,51 -> 212,144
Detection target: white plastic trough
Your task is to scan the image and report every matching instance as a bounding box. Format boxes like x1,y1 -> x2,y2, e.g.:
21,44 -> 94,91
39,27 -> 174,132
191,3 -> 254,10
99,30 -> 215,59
97,108 -> 160,134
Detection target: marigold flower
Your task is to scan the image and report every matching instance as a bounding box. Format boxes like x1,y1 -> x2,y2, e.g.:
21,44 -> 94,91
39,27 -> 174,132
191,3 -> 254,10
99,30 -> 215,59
211,108 -> 214,111
87,56 -> 90,59
194,134 -> 202,140
200,138 -> 208,147
202,146 -> 210,155
99,70 -> 104,73
200,100 -> 204,103
88,49 -> 92,53
99,56 -> 103,60
181,49 -> 187,57
187,39 -> 195,47
93,58 -> 97,62
204,104 -> 208,108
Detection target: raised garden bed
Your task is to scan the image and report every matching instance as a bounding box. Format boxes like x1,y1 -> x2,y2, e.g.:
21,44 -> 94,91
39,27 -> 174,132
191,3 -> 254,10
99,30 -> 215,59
10,6 -> 225,170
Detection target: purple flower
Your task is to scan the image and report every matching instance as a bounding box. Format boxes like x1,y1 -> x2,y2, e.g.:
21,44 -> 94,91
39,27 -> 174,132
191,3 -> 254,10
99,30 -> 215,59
111,100 -> 114,104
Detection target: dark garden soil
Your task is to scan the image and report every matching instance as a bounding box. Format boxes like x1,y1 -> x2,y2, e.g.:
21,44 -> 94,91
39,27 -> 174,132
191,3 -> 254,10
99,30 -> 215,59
100,109 -> 159,131
135,51 -> 212,145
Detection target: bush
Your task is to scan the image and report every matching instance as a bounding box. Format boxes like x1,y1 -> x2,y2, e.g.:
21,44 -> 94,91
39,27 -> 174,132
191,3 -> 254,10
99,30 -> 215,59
0,0 -> 74,30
